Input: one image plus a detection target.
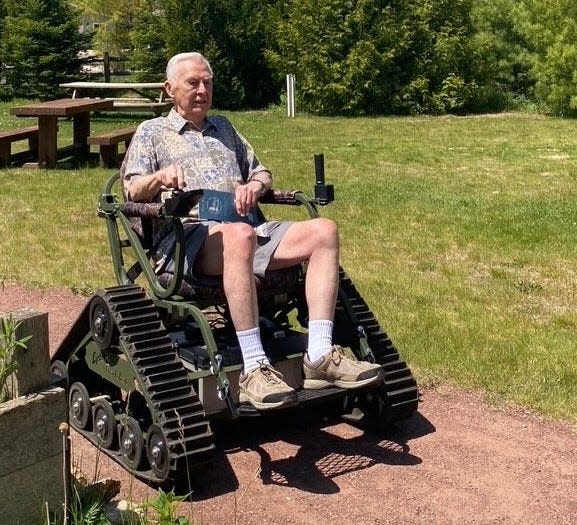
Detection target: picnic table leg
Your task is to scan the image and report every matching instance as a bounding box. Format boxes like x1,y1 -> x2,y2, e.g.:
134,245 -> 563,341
38,115 -> 58,169
0,140 -> 11,167
28,132 -> 39,159
73,111 -> 90,158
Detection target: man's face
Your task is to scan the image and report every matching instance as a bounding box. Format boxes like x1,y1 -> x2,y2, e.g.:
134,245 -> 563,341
165,58 -> 213,124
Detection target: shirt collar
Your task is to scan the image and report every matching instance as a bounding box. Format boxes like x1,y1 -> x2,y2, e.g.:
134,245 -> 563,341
167,108 -> 217,134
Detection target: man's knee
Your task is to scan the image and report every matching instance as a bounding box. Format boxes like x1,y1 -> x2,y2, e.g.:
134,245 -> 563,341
311,217 -> 339,247
222,222 -> 257,253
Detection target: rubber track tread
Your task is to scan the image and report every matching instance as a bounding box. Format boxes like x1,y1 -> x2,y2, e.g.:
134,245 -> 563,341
337,268 -> 418,419
100,286 -> 214,480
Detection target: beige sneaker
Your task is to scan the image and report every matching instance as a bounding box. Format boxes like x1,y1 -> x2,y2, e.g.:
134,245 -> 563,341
303,346 -> 383,390
239,362 -> 299,410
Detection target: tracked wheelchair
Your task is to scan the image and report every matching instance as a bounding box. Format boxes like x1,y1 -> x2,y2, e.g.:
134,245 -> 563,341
51,154 -> 418,483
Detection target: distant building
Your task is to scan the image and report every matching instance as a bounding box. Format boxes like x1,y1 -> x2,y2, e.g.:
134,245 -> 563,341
78,15 -> 105,34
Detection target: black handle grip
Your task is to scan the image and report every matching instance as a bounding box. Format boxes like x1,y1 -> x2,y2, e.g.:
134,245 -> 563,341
314,153 -> 325,185
313,153 -> 334,205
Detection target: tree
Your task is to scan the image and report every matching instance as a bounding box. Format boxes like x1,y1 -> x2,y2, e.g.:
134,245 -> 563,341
470,0 -> 534,108
267,0 -> 485,116
396,0 -> 483,114
1,0 -> 89,99
158,0 -> 280,109
71,0 -> 138,60
516,0 -> 577,116
129,0 -> 167,81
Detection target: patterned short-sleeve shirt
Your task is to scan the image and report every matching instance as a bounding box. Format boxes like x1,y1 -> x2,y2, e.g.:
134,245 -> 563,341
123,109 -> 270,200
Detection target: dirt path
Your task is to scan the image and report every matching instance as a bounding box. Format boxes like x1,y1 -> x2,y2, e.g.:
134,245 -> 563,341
2,283 -> 576,524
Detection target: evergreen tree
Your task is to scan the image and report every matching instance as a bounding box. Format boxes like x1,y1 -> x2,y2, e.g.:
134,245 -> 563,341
160,0 -> 280,109
1,0 -> 89,100
129,0 -> 167,81
470,0 -> 534,109
268,0 -> 487,115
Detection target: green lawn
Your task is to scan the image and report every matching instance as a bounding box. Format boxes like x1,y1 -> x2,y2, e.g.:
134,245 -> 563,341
1,102 -> 576,423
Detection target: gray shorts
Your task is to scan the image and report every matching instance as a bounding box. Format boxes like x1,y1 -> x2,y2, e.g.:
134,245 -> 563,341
158,220 -> 293,280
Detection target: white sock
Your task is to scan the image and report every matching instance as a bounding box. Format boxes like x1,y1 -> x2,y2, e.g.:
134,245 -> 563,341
307,319 -> 334,362
237,327 -> 269,373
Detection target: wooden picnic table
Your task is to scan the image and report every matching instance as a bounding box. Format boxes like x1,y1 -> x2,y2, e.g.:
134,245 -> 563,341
60,81 -> 165,95
10,98 -> 114,168
59,81 -> 172,115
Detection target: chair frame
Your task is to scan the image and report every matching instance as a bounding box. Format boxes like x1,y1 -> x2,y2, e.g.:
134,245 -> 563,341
97,173 -> 325,415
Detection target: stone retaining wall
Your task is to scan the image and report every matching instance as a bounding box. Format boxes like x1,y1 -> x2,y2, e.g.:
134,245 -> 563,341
0,311 -> 65,524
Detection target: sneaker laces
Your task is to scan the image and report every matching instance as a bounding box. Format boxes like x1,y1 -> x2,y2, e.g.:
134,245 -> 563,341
330,346 -> 345,366
257,360 -> 284,384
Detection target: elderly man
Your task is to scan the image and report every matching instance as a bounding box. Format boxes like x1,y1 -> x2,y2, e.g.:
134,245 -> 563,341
122,52 -> 383,410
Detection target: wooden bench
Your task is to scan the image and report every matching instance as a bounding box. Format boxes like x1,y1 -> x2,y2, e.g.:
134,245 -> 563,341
87,127 -> 136,168
0,126 -> 39,167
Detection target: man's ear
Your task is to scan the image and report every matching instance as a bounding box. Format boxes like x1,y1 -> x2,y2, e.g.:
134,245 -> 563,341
164,80 -> 174,98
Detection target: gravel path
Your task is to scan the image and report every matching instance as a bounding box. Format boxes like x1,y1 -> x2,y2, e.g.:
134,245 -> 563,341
2,282 -> 576,525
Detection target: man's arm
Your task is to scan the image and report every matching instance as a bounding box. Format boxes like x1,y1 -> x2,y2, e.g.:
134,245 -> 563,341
125,165 -> 187,202
248,170 -> 272,194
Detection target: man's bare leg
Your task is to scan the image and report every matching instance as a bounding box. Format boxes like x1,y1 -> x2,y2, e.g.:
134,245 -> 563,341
269,218 -> 383,389
196,223 -> 297,409
196,222 -> 259,330
268,218 -> 340,321
268,218 -> 339,360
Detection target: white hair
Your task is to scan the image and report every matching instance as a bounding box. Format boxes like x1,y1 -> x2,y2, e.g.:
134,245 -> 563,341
166,52 -> 213,81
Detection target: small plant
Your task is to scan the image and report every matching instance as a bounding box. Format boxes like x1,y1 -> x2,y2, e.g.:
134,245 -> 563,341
138,488 -> 191,525
0,314 -> 31,403
43,476 -> 113,525
68,486 -> 111,525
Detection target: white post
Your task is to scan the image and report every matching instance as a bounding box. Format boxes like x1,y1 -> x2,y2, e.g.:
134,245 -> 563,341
286,74 -> 295,117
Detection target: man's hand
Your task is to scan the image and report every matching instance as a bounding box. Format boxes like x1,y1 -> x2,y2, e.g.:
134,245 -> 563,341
234,180 -> 263,216
155,165 -> 186,191
126,165 -> 187,202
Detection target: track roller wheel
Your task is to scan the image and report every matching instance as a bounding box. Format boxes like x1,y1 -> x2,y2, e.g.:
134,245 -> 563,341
51,360 -> 68,383
119,417 -> 144,470
89,295 -> 117,350
146,424 -> 170,480
93,400 -> 117,449
69,382 -> 92,430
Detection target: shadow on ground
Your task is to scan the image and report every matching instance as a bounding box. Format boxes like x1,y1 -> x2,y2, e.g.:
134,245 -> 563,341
176,406 -> 435,500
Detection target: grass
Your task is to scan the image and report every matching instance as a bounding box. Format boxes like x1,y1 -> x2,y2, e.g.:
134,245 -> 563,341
1,101 -> 576,424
